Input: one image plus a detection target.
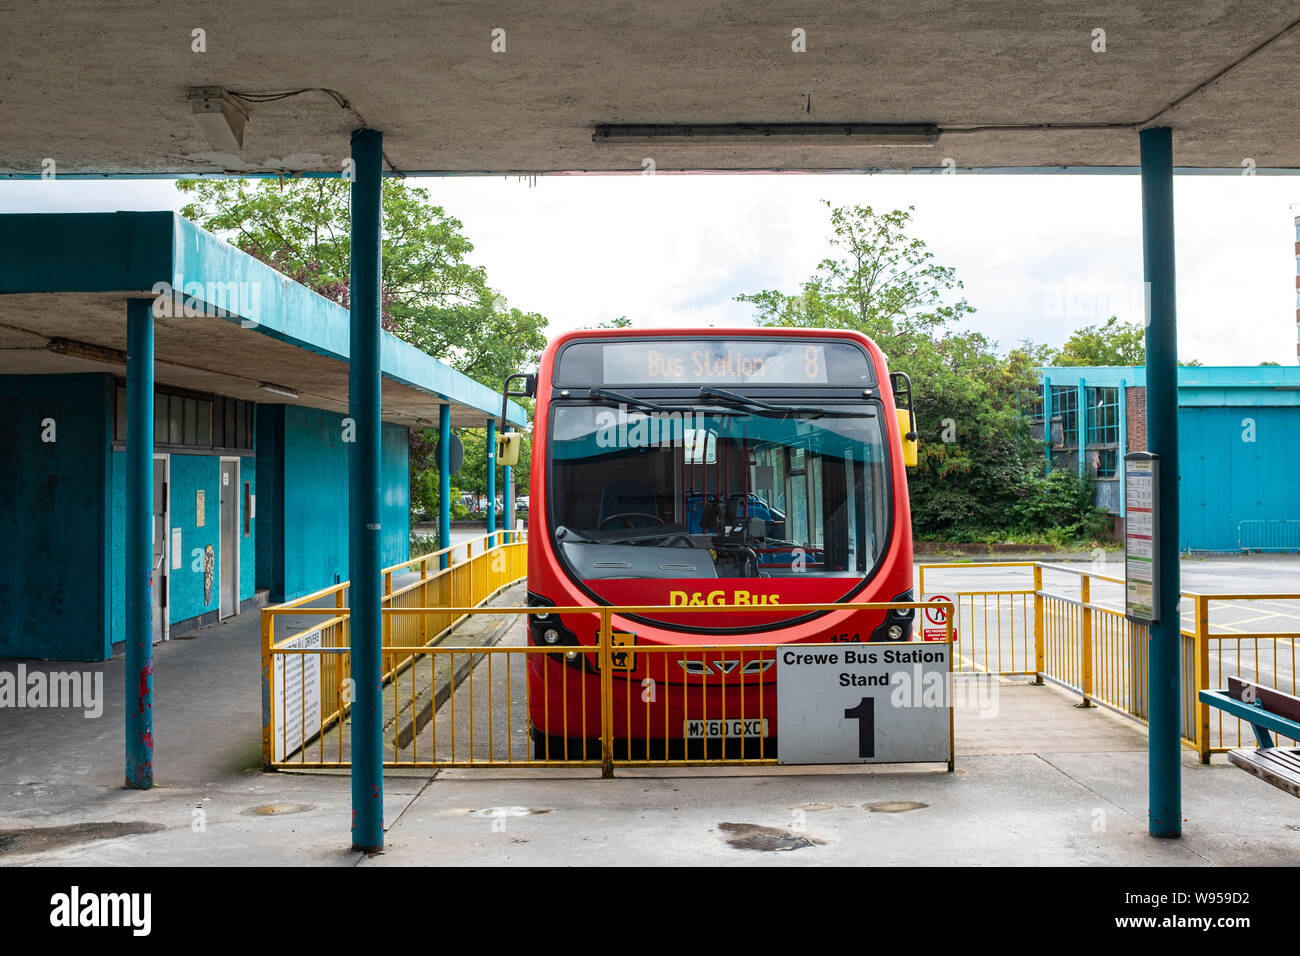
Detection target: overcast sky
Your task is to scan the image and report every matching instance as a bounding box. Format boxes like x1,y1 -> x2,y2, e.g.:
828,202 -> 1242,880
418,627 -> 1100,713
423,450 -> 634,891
3,173 -> 1296,365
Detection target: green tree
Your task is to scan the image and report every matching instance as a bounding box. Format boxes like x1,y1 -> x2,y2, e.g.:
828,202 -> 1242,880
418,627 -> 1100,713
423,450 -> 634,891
178,177 -> 547,532
177,178 -> 547,391
737,203 -> 1105,542
1048,316 -> 1145,367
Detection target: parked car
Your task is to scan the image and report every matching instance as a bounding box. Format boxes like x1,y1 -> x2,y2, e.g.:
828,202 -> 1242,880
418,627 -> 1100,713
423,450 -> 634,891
516,496 -> 529,512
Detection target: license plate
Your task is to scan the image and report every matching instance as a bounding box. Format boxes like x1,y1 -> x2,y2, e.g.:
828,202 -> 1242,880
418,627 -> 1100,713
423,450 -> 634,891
683,718 -> 769,739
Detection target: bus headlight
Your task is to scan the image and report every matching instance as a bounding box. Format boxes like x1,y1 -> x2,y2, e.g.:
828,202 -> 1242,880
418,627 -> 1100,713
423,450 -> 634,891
543,628 -> 560,644
887,624 -> 903,640
565,650 -> 579,661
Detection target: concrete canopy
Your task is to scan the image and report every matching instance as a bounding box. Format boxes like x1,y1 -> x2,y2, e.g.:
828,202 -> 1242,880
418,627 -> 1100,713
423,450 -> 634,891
0,212 -> 528,428
1,2 -> 1299,177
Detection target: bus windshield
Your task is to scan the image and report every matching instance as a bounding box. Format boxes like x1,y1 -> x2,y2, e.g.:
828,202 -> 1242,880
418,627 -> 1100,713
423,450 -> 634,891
548,402 -> 889,584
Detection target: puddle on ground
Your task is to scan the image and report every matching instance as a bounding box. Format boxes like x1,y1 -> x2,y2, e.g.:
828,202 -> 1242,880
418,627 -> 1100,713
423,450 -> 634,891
469,806 -> 552,819
717,822 -> 822,852
0,821 -> 166,855
865,801 -> 928,813
244,803 -> 315,816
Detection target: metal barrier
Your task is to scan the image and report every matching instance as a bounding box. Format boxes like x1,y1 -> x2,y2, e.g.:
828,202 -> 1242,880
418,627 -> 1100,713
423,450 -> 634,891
260,530 -> 528,767
263,596 -> 952,772
264,549 -> 1295,770
918,561 -> 1299,760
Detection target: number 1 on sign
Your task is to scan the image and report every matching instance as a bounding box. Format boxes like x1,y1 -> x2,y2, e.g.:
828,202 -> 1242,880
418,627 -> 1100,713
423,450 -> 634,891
844,697 -> 875,759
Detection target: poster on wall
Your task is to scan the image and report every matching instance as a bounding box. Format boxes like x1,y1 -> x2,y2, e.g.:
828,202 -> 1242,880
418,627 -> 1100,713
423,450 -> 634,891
272,631 -> 322,762
195,489 -> 206,527
203,544 -> 214,605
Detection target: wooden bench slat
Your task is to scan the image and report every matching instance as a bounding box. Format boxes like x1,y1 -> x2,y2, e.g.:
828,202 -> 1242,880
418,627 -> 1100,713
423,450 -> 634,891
1228,747 -> 1300,799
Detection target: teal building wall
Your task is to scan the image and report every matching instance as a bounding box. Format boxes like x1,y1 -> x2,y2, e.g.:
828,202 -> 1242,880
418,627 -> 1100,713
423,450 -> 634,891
0,374 -> 113,660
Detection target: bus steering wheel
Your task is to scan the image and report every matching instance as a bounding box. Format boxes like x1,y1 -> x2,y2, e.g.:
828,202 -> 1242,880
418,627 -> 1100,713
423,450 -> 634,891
599,512 -> 666,530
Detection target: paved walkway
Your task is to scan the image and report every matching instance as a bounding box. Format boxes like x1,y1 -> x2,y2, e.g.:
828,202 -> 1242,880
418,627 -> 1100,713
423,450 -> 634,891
2,597 -> 1298,865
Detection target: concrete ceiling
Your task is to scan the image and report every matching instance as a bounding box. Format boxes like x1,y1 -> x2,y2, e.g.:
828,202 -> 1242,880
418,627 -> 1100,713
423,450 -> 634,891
0,293 -> 492,428
3,1 -> 1300,177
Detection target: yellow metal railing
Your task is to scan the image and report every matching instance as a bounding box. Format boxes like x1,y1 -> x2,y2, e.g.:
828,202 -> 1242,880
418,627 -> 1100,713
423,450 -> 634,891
265,549 -> 1297,771
261,530 -> 528,767
263,597 -> 954,771
918,561 -> 1300,761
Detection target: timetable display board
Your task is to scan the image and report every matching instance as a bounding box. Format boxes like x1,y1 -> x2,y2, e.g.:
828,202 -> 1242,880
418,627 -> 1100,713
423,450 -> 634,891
1124,452 -> 1159,624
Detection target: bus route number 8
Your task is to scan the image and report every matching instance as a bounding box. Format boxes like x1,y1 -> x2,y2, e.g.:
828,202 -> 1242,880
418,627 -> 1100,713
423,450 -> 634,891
805,345 -> 819,380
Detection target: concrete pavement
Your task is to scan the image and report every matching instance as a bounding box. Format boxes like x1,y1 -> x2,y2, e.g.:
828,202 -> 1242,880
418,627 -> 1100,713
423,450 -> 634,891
2,556 -> 1299,866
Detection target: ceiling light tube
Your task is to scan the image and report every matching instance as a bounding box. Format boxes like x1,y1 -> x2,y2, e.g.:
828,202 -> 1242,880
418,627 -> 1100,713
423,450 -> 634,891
592,123 -> 939,147
47,337 -> 127,364
259,382 -> 299,398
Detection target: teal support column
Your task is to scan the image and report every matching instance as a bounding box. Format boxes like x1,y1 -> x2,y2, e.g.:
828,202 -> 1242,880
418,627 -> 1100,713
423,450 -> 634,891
485,418 -> 497,548
1042,376 -> 1052,474
1141,126 -> 1181,838
125,297 -> 154,790
1077,379 -> 1086,477
439,403 -> 451,570
348,127 -> 384,852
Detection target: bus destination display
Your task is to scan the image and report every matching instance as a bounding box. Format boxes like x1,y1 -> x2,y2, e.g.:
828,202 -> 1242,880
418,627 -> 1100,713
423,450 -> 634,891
602,341 -> 829,385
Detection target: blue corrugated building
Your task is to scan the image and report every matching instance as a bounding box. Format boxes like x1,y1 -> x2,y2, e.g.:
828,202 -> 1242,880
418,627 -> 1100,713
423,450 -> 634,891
0,212 -> 526,661
1032,365 -> 1300,552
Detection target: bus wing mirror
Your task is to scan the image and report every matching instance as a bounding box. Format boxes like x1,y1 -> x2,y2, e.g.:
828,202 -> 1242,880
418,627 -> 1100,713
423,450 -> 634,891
497,431 -> 523,468
890,371 -> 918,468
895,408 -> 919,468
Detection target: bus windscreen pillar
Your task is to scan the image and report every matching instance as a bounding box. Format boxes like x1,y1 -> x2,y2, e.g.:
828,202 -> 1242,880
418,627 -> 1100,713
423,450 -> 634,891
348,127 -> 384,852
439,403 -> 451,570
485,418 -> 496,547
1139,125 -> 1181,839
125,297 -> 154,790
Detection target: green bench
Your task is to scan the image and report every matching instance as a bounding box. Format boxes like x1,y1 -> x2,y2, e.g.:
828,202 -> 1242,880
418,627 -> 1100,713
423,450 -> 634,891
1199,676 -> 1300,799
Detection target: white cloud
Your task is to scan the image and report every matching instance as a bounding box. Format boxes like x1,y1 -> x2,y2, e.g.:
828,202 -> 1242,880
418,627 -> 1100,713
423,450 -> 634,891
3,172 -> 1296,364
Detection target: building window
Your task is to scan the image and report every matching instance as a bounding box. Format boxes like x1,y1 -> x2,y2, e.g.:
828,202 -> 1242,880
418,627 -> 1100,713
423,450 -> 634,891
114,385 -> 248,453
1096,448 -> 1118,479
1049,385 -> 1078,446
1086,387 -> 1119,445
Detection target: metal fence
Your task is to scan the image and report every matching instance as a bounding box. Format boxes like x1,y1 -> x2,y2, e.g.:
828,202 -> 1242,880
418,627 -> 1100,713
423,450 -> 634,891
263,547 -> 1295,770
260,531 -> 528,767
263,594 -> 951,771
918,561 -> 1299,759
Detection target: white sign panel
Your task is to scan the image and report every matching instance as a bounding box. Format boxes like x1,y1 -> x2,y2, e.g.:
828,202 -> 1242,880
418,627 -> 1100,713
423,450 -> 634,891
273,631 -> 322,761
170,528 -> 182,570
777,644 -> 951,765
1124,454 -> 1158,623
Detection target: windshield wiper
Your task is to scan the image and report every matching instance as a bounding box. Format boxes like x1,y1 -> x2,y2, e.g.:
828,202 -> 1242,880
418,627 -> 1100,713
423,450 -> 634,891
586,387 -> 741,416
697,385 -> 868,418
589,387 -> 674,413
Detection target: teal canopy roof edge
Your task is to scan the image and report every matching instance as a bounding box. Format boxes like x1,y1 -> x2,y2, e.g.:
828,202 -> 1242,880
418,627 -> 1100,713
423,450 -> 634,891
1036,365 -> 1300,407
0,211 -> 527,427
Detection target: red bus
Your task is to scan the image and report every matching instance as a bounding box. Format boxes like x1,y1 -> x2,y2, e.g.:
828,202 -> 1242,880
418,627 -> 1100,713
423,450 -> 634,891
508,328 -> 917,759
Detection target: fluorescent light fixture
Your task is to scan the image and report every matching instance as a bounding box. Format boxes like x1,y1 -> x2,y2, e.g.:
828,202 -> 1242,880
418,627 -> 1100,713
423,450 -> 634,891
188,87 -> 249,152
259,382 -> 298,398
47,337 -> 127,365
592,123 -> 939,147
